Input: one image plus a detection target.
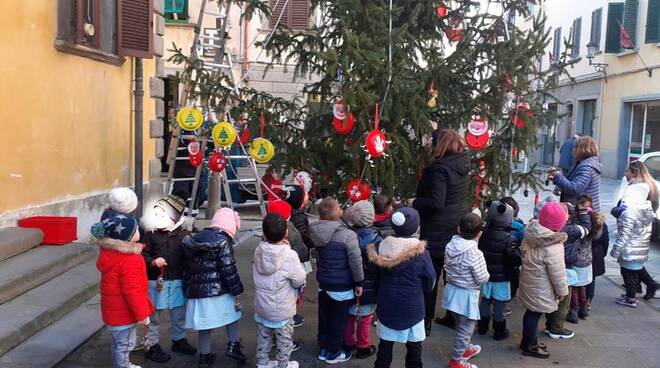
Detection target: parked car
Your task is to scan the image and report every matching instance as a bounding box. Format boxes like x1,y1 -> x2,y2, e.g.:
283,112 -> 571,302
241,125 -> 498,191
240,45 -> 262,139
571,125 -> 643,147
616,152 -> 660,239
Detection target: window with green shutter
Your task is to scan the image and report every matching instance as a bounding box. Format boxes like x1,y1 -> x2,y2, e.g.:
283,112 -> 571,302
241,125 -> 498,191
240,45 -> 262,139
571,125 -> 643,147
572,18 -> 582,58
646,0 -> 660,43
591,8 -> 603,51
552,27 -> 561,63
605,2 -> 624,53
623,0 -> 639,46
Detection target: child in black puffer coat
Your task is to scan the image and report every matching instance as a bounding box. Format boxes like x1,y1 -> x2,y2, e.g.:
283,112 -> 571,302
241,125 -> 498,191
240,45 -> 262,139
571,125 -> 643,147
342,200 -> 384,359
478,201 -> 521,340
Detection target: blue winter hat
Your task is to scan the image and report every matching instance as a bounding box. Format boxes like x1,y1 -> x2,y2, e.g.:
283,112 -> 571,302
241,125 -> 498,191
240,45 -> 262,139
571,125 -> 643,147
91,212 -> 139,241
391,207 -> 421,237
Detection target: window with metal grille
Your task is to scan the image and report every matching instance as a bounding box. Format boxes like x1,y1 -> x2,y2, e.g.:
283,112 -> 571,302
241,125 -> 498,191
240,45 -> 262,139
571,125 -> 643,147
270,0 -> 310,30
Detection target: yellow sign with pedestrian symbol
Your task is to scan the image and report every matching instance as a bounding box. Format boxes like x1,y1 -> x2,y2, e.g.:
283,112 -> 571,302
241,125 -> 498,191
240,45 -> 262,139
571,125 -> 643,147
250,138 -> 275,164
212,121 -> 237,147
176,107 -> 203,131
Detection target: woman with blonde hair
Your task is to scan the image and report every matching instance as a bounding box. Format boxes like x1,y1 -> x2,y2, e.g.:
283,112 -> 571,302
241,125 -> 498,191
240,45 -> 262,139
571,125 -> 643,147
413,128 -> 470,334
550,136 -> 603,211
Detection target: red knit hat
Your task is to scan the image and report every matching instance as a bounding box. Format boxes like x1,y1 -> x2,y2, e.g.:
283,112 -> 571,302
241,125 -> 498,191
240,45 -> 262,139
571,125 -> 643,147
267,200 -> 292,221
539,202 -> 568,232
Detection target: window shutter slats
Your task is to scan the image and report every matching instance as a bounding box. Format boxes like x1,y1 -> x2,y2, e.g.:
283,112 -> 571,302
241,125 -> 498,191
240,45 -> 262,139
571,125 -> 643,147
572,18 -> 582,58
118,0 -> 154,58
591,8 -> 602,49
290,0 -> 309,30
646,0 -> 660,43
605,3 -> 624,53
623,0 -> 639,46
270,0 -> 289,28
553,27 -> 561,62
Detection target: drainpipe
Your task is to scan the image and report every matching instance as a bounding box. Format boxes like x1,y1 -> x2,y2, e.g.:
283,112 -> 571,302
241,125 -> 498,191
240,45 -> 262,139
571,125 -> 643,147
134,58 -> 144,217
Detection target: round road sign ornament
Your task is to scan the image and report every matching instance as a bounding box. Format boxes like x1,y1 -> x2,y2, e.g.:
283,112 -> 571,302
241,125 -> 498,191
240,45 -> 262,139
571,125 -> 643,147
177,107 -> 204,131
212,122 -> 237,147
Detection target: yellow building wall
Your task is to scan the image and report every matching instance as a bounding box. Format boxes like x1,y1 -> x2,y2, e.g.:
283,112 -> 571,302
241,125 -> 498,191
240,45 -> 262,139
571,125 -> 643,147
597,1 -> 660,178
0,0 -> 156,213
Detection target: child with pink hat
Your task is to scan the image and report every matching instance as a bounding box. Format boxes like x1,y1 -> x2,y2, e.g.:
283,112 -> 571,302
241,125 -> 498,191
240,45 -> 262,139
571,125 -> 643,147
182,208 -> 246,367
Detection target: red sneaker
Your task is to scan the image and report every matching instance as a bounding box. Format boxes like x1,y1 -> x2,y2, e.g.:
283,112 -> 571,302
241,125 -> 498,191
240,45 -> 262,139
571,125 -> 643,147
463,344 -> 482,361
448,359 -> 477,368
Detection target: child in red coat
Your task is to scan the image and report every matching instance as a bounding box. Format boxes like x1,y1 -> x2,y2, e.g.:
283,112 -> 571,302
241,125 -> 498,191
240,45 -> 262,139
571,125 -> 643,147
92,210 -> 154,368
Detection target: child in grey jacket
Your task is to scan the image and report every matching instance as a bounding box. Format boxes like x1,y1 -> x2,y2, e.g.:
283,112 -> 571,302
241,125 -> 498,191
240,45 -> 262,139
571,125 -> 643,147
442,213 -> 490,368
253,214 -> 307,368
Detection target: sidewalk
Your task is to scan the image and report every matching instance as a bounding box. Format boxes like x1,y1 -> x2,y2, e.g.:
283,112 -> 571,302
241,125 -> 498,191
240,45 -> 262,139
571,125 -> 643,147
59,231 -> 660,368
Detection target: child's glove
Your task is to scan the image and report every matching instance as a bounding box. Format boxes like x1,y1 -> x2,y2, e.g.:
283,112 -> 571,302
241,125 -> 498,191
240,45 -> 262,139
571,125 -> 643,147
234,296 -> 242,311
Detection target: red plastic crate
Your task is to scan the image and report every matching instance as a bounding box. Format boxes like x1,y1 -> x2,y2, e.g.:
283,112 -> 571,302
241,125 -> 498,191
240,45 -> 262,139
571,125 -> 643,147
17,216 -> 78,245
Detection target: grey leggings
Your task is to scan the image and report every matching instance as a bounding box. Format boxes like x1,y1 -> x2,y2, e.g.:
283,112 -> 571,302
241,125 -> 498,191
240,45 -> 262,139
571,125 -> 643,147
198,320 -> 241,354
452,314 -> 476,360
479,298 -> 506,322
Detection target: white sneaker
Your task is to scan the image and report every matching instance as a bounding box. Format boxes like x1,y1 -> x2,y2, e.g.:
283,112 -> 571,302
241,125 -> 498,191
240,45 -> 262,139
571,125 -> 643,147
128,364 -> 142,368
256,361 -> 277,368
286,362 -> 300,368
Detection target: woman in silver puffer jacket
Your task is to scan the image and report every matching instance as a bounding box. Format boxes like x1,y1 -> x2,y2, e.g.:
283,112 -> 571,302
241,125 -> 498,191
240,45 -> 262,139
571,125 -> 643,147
610,161 -> 658,308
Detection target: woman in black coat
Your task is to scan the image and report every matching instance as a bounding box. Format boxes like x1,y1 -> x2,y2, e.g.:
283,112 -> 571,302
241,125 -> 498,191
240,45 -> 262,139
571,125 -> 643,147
413,128 -> 470,334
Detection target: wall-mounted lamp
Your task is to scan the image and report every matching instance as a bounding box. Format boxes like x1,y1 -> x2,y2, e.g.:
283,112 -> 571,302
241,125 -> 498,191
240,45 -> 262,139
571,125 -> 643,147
586,41 -> 608,74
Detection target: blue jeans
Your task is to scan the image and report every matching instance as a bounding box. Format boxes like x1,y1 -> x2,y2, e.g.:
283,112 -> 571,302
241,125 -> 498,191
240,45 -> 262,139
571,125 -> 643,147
110,325 -> 136,368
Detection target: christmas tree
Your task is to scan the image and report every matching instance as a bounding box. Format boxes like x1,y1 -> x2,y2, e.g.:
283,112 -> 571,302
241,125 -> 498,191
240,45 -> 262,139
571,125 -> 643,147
259,0 -> 575,204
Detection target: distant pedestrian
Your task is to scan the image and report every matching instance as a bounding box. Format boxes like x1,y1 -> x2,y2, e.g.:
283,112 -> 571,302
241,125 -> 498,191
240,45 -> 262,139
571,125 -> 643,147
367,207 -> 436,368
558,135 -> 578,176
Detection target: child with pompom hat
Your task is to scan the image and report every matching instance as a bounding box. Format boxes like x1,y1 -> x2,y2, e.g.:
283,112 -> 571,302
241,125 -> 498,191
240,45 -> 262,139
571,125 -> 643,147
182,208 -> 246,367
518,202 -> 569,359
91,209 -> 153,368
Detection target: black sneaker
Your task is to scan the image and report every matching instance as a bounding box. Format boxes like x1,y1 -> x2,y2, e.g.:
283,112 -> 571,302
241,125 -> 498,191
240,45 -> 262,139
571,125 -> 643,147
293,314 -> 305,328
644,283 -> 659,300
226,341 -> 247,363
145,344 -> 171,363
544,328 -> 575,339
356,345 -> 377,359
198,353 -> 216,368
172,338 -> 197,355
521,343 -> 550,359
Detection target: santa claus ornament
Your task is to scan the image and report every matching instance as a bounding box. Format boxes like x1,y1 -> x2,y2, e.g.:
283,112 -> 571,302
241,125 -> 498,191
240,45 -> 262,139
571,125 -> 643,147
345,178 -> 371,203
187,138 -> 200,155
445,18 -> 463,43
512,101 -> 533,129
364,104 -> 391,160
465,116 -> 490,150
208,150 -> 227,172
332,99 -> 355,134
294,171 -> 313,194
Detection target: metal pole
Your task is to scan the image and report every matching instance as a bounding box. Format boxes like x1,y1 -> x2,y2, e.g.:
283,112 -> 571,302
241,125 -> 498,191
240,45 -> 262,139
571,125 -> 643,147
134,58 -> 144,217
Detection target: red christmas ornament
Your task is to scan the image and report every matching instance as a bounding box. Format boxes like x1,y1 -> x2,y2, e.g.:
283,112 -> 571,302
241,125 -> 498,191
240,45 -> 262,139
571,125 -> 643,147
436,4 -> 448,18
188,151 -> 203,167
240,126 -> 251,145
446,27 -> 463,42
512,145 -> 519,161
333,112 -> 355,134
187,138 -> 200,155
365,104 -> 388,158
267,178 -> 285,202
345,179 -> 371,203
365,129 -> 388,157
466,131 -> 490,150
208,151 -> 227,172
512,102 -> 533,128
